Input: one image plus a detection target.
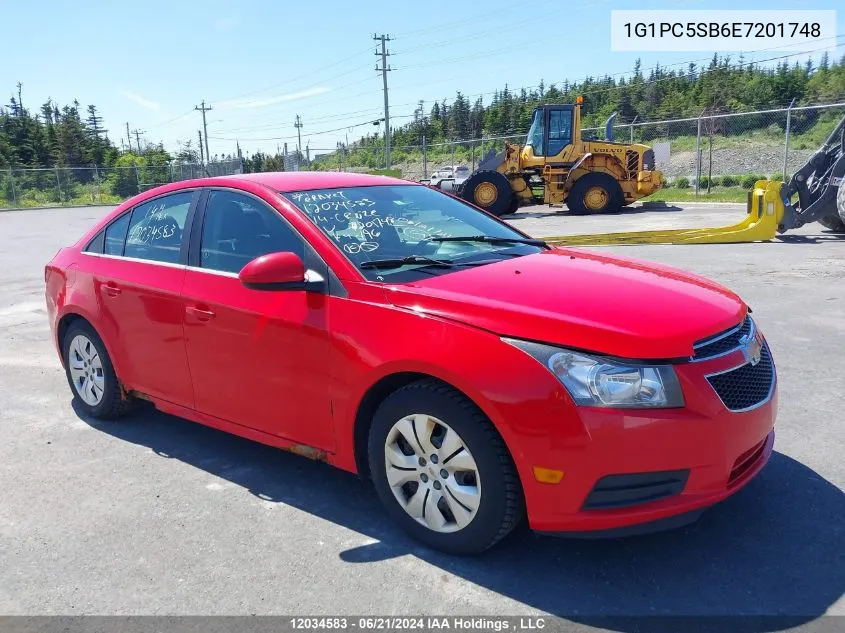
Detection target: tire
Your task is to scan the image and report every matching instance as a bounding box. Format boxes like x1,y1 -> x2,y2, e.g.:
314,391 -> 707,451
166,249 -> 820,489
368,379 -> 524,555
460,170 -> 514,217
818,214 -> 845,232
566,172 -> 624,215
62,320 -> 133,420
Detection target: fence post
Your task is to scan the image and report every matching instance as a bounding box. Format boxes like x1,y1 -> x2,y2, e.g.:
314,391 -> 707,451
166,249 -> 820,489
630,116 -> 638,144
55,166 -> 63,202
134,164 -> 141,193
422,135 -> 427,178
8,167 -> 17,206
451,140 -> 455,168
93,164 -> 100,203
783,97 -> 796,181
695,110 -> 704,197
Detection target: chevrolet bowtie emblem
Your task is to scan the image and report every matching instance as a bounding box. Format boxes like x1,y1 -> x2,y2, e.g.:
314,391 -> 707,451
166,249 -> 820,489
740,333 -> 763,366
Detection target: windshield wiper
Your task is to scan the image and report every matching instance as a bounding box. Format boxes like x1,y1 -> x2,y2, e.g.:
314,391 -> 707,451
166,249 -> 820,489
426,235 -> 547,247
359,255 -> 455,270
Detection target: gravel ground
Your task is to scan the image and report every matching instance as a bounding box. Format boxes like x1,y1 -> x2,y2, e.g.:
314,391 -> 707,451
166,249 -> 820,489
0,203 -> 843,629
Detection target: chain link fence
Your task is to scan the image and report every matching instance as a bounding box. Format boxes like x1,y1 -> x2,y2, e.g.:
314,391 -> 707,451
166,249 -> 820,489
5,102 -> 844,208
1,158 -> 244,209
322,101 -> 845,195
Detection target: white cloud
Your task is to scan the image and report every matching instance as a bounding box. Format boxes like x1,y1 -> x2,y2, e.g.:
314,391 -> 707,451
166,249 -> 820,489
218,87 -> 331,110
119,90 -> 161,111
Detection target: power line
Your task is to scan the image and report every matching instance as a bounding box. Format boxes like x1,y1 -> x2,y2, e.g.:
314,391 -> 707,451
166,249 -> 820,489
211,45 -> 377,104
209,114 -> 416,143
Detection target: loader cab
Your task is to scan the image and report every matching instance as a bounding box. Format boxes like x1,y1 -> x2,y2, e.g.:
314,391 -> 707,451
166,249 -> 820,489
524,105 -> 577,160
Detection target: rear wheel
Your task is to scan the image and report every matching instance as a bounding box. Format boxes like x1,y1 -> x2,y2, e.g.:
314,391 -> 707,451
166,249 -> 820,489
567,172 -> 624,215
368,379 -> 524,555
62,321 -> 133,420
460,170 -> 514,217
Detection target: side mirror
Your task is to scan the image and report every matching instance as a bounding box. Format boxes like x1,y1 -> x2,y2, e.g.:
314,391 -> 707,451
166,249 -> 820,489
239,252 -> 305,290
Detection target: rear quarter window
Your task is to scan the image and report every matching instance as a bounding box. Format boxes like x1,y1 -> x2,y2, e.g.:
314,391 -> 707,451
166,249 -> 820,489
104,213 -> 131,256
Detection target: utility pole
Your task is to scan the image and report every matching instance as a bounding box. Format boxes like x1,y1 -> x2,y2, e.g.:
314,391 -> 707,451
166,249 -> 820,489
198,130 -> 205,165
294,115 -> 303,163
131,128 -> 145,153
194,100 -> 212,166
374,33 -> 392,169
126,122 -> 132,153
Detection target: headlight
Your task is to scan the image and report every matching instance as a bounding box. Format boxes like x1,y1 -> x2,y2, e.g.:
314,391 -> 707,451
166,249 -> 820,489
503,338 -> 684,408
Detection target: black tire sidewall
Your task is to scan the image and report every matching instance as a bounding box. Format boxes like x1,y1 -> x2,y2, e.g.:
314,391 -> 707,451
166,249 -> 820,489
368,382 -> 519,555
567,172 -> 624,214
819,213 -> 845,233
62,321 -> 122,419
461,171 -> 513,217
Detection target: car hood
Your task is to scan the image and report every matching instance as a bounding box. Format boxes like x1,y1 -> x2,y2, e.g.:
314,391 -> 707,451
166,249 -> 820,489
383,248 -> 746,359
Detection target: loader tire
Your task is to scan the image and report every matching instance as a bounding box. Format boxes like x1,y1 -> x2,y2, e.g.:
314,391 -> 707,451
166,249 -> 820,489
822,179 -> 845,232
566,173 -> 624,215
819,214 -> 845,233
461,171 -> 514,217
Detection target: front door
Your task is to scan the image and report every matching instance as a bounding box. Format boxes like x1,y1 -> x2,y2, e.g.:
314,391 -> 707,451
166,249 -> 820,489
545,107 -> 574,159
181,189 -> 334,451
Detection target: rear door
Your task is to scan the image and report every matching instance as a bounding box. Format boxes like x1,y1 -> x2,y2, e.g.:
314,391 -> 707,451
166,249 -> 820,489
81,191 -> 198,407
181,188 -> 334,451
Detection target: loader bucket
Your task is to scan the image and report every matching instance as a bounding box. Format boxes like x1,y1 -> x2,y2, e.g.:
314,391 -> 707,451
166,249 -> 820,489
543,181 -> 785,246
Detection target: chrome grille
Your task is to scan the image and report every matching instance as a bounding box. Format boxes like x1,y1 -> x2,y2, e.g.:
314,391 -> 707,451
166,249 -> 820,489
706,343 -> 775,412
693,316 -> 752,361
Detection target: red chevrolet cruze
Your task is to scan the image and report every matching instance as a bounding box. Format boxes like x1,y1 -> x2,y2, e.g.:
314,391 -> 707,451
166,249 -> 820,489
45,172 -> 777,554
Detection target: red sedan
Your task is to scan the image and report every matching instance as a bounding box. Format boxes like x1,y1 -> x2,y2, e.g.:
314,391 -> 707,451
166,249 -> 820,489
45,172 -> 777,554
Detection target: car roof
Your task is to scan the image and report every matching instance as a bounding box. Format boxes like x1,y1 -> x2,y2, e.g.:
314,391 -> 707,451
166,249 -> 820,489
226,171 -> 413,192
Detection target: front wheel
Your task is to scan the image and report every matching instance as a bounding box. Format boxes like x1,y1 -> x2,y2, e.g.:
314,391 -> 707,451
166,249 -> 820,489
368,379 -> 524,555
460,170 -> 515,217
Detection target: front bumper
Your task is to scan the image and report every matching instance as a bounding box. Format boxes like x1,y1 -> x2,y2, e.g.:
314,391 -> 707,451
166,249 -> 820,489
536,430 -> 774,537
517,347 -> 777,534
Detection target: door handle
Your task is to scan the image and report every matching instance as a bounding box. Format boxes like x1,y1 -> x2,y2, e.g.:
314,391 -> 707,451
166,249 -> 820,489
102,283 -> 121,297
185,305 -> 216,321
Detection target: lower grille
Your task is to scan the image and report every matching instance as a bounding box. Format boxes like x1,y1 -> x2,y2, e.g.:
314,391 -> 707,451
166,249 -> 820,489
728,437 -> 768,487
706,343 -> 775,411
582,470 -> 690,510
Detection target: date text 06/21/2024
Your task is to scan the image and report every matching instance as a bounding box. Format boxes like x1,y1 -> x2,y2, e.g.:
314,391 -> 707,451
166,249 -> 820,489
289,616 -> 548,631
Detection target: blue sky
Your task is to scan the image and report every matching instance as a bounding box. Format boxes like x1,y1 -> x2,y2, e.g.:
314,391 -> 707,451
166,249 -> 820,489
3,0 -> 843,159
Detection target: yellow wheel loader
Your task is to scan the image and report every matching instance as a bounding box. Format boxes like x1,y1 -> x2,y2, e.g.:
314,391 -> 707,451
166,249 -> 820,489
542,113 -> 845,246
459,99 -> 664,216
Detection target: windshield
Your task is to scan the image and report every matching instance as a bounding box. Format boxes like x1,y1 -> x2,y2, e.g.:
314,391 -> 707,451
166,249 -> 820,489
283,185 -> 545,282
525,109 -> 544,155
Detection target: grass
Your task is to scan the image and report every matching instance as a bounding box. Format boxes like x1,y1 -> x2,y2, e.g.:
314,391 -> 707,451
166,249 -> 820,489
646,187 -> 750,203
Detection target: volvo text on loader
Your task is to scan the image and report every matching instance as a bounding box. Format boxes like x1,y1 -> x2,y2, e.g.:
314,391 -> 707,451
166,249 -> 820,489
456,99 -> 664,217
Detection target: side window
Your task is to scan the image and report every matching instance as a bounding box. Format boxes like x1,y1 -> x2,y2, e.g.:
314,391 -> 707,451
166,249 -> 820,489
85,229 -> 105,254
200,191 -> 304,275
123,192 -> 193,264
547,110 -> 572,156
104,213 -> 131,256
